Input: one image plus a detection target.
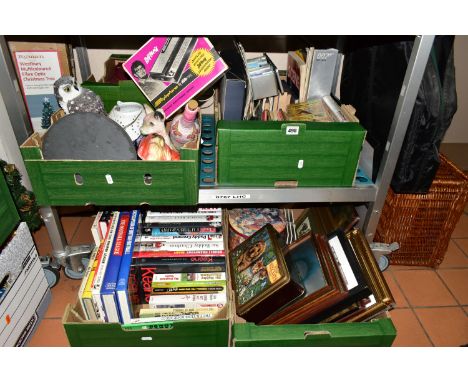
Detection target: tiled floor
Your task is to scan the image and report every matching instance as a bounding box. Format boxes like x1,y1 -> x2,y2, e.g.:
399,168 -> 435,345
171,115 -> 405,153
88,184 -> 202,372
24,203 -> 468,347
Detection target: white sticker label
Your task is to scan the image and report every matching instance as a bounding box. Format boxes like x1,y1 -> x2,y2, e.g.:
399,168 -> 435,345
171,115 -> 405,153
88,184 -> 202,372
212,194 -> 251,200
286,125 -> 300,135
105,174 -> 114,184
328,236 -> 358,290
298,159 -> 304,169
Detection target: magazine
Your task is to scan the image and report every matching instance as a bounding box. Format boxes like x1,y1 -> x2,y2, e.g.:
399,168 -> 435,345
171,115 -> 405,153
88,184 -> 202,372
123,37 -> 228,118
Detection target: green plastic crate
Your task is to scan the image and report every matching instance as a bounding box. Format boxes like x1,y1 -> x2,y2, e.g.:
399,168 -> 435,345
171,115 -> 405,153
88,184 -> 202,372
217,121 -> 366,187
63,303 -> 230,347
0,171 -> 20,245
232,318 -> 396,347
20,81 -> 200,206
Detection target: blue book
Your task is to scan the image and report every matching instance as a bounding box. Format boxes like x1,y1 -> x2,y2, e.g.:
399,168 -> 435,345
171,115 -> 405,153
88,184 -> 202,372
115,210 -> 140,324
100,211 -> 131,323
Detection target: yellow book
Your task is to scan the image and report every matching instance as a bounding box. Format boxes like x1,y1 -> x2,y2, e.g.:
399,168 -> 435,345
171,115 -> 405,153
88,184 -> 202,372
78,243 -> 102,320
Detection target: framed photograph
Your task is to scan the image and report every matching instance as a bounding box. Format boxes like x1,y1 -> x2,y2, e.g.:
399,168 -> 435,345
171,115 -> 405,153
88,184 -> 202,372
302,229 -> 373,323
260,233 -> 348,325
229,224 -> 303,323
334,228 -> 395,322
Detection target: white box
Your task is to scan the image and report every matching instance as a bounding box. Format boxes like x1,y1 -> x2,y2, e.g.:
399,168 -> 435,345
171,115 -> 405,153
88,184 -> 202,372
0,222 -> 51,346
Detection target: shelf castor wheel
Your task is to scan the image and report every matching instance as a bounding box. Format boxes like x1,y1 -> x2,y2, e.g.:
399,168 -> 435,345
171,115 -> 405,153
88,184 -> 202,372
40,256 -> 61,288
63,257 -> 90,280
377,255 -> 390,272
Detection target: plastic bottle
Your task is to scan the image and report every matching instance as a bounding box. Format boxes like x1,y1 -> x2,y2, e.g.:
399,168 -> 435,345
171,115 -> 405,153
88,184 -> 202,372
169,100 -> 200,150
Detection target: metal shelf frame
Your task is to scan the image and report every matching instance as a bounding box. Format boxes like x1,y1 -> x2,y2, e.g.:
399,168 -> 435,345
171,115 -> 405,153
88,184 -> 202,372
0,35 -> 435,256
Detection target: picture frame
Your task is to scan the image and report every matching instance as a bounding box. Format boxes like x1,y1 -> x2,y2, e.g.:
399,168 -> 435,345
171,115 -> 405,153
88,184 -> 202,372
229,224 -> 304,323
260,233 -> 348,325
334,228 -> 395,322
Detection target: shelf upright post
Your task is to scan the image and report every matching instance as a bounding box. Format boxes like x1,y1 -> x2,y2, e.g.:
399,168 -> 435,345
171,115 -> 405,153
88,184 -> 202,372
363,35 -> 435,241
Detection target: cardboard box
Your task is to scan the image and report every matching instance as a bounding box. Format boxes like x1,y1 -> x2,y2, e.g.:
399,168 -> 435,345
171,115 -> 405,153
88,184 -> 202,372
61,210 -> 396,347
0,222 -> 51,346
217,121 -> 366,187
20,81 -> 200,206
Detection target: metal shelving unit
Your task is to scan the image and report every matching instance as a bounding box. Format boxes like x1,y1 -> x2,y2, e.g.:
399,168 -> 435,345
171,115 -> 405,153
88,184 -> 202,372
0,35 -> 435,268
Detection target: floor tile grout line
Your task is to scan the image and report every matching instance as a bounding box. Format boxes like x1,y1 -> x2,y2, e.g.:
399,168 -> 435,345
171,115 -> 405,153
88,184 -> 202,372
452,238 -> 468,260
435,268 -> 465,306
390,270 -> 434,346
385,270 -> 410,308
66,216 -> 82,244
410,306 -> 435,347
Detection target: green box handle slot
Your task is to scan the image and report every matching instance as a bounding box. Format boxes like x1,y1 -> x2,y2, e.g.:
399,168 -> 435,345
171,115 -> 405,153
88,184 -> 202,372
304,330 -> 332,340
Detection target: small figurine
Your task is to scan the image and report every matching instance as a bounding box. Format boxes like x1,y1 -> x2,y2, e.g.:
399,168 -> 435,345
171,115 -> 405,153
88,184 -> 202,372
140,105 -> 175,150
109,101 -> 145,142
137,134 -> 180,161
53,76 -> 105,115
169,100 -> 200,150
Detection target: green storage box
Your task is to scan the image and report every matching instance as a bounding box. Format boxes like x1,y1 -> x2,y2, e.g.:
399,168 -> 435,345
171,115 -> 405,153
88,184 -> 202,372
20,80 -> 200,206
0,170 -> 20,245
232,318 -> 395,347
63,302 -> 230,347
217,121 -> 366,187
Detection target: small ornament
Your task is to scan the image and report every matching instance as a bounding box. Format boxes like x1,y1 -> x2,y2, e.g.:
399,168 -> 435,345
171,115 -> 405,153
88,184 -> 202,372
41,97 -> 55,129
140,104 -> 175,150
109,101 -> 145,142
137,134 -> 180,161
169,100 -> 200,150
53,76 -> 105,115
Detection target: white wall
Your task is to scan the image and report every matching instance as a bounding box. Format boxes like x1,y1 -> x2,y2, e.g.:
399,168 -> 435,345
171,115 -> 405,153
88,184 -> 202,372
443,35 -> 468,143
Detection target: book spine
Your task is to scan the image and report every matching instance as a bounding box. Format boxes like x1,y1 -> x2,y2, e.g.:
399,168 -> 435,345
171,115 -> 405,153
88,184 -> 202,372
145,208 -> 221,217
142,226 -> 222,235
151,285 -> 226,294
151,279 -> 226,289
82,240 -> 106,321
132,250 -> 225,259
149,293 -> 226,309
91,211 -> 120,322
98,210 -> 112,239
115,210 -> 140,324
78,245 -> 99,320
136,234 -> 224,242
91,211 -> 103,246
128,313 -> 217,324
134,241 -> 224,252
100,212 -> 131,323
143,214 -> 222,223
138,306 -> 220,318
152,272 -> 226,283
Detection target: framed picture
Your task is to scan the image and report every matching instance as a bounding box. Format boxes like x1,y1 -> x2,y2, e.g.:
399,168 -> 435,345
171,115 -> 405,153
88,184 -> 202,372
229,224 -> 303,323
334,229 -> 395,322
260,233 -> 348,325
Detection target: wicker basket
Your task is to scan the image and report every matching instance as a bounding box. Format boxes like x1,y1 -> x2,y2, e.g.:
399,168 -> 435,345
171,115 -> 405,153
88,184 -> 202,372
375,154 -> 468,267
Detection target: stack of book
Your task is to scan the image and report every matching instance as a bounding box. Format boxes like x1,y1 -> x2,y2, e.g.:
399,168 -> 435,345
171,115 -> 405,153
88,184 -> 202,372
130,208 -> 227,323
79,208 -> 227,325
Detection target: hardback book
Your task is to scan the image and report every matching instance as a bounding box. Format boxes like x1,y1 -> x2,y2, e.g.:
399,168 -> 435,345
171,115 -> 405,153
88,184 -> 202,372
306,48 -> 341,101
123,37 -> 228,118
98,210 -> 112,239
148,292 -> 226,309
80,241 -> 105,321
286,49 -> 307,101
132,250 -> 225,259
137,233 -> 223,243
143,214 -> 222,224
91,211 -> 103,247
134,241 -> 224,253
91,211 -> 120,322
115,209 -> 140,324
100,211 -> 131,323
78,245 -> 99,320
152,272 -> 226,286
138,306 -> 221,319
